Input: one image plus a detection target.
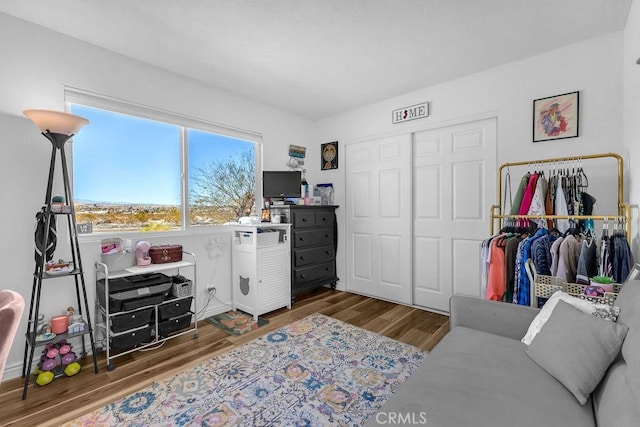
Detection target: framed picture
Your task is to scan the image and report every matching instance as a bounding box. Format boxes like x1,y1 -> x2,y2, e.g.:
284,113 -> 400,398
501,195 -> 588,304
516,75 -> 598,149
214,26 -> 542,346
533,91 -> 579,142
321,141 -> 338,170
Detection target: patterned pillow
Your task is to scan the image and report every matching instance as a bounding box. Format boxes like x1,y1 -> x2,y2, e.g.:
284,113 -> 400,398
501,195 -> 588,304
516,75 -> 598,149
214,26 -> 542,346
522,291 -> 621,345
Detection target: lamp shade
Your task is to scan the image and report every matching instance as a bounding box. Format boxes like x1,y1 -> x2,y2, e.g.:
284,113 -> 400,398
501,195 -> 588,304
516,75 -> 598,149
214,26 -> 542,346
23,109 -> 89,135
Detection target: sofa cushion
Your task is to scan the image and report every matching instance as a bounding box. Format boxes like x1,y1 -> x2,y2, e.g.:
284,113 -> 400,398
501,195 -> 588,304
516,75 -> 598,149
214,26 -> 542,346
366,326 -> 595,427
612,279 -> 640,408
521,290 -> 620,345
592,358 -> 640,427
526,300 -> 628,404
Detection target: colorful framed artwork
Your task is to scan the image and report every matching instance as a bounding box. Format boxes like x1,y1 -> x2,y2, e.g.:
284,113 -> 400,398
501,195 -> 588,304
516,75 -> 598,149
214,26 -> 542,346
321,141 -> 338,170
533,91 -> 579,142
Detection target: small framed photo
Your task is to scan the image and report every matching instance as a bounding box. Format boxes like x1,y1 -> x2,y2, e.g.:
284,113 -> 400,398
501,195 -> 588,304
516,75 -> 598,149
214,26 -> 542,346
533,91 -> 579,142
321,141 -> 338,170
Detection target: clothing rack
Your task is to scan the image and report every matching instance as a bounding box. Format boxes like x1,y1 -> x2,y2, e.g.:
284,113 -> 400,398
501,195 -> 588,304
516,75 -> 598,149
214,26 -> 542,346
489,152 -> 631,243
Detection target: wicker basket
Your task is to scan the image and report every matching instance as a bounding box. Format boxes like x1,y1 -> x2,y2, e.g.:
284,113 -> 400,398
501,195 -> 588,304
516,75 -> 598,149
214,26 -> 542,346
534,276 -> 621,306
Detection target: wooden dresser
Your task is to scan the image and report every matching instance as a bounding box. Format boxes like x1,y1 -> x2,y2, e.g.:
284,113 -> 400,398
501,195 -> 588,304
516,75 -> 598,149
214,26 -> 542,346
269,205 -> 338,302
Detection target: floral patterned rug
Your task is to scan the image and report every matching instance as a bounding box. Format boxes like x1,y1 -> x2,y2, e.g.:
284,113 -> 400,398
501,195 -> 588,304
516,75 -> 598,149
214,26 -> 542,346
64,313 -> 427,426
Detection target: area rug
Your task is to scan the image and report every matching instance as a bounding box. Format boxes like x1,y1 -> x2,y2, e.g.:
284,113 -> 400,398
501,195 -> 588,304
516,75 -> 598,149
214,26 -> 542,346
205,310 -> 269,336
64,313 -> 427,426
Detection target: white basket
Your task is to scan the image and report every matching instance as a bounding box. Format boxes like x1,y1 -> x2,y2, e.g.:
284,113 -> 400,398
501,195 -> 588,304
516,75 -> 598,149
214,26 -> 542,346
172,280 -> 193,298
239,230 -> 280,247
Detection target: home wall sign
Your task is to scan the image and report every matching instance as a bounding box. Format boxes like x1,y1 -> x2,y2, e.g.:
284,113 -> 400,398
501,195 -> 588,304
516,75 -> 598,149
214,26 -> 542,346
392,102 -> 430,124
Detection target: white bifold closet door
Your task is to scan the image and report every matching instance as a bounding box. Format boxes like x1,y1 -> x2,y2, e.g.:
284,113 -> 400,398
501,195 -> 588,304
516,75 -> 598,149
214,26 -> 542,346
345,134 -> 412,304
345,118 -> 496,312
412,118 -> 496,312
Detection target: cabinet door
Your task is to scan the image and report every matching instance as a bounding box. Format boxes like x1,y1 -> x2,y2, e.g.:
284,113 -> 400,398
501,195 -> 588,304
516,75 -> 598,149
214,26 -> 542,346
257,248 -> 290,311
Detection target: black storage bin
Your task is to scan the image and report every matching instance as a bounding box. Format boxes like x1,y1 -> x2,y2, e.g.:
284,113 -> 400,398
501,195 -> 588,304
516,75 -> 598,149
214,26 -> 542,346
109,307 -> 153,333
158,313 -> 192,337
121,294 -> 168,311
158,297 -> 193,321
110,325 -> 153,350
97,273 -> 172,312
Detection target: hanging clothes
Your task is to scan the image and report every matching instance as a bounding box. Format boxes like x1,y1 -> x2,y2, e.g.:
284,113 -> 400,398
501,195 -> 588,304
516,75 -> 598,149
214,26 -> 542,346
576,238 -> 598,285
557,233 -> 584,283
610,233 -> 633,283
550,236 -> 564,277
527,175 -> 548,229
531,232 -> 559,276
509,173 -> 530,215
555,177 -> 570,233
517,173 -> 539,226
486,236 -> 507,301
504,234 -> 523,303
514,228 -> 548,306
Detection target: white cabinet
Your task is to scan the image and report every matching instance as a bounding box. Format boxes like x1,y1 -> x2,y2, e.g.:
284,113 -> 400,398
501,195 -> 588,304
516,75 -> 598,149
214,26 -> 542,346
231,225 -> 291,320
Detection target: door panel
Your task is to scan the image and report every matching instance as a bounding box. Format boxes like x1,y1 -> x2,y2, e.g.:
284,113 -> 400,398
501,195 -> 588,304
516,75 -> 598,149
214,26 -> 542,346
346,135 -> 411,304
413,118 -> 496,312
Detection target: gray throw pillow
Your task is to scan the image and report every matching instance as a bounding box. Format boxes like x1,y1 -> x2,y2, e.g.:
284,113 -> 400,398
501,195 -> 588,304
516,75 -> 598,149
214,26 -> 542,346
526,300 -> 628,405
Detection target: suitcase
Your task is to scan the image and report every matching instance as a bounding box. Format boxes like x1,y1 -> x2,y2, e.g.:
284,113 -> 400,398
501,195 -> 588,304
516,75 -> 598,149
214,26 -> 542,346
149,244 -> 183,264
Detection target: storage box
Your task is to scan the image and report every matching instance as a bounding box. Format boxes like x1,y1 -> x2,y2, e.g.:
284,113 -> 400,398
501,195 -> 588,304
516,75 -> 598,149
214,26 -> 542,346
109,307 -> 153,333
171,277 -> 193,298
158,297 -> 193,320
109,325 -> 153,350
158,313 -> 192,337
240,229 -> 280,247
100,252 -> 135,272
149,244 -> 183,264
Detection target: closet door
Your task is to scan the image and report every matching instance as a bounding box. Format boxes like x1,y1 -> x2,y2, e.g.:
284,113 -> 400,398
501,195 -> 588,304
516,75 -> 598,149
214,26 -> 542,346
345,135 -> 412,304
413,118 -> 497,312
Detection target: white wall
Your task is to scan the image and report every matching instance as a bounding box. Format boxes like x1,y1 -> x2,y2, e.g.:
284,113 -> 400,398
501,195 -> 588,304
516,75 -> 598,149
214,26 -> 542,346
623,0 -> 640,258
0,13 -> 315,381
316,32 -> 626,293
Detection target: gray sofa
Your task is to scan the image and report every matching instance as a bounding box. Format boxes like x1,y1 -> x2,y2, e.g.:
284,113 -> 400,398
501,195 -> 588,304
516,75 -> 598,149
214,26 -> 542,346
368,280 -> 640,427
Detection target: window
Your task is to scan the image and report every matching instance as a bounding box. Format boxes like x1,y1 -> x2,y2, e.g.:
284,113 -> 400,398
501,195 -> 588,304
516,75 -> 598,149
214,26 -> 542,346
67,90 -> 260,234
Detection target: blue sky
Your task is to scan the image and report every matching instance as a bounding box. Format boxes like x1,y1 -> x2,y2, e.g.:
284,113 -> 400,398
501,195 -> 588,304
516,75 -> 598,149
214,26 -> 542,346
71,104 -> 252,205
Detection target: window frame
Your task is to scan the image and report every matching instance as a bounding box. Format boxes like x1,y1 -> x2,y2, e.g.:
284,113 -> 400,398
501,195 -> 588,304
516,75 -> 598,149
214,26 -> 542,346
65,87 -> 263,238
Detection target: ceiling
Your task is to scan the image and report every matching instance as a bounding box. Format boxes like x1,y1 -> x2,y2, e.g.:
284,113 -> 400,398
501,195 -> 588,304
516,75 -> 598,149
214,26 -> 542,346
0,0 -> 633,120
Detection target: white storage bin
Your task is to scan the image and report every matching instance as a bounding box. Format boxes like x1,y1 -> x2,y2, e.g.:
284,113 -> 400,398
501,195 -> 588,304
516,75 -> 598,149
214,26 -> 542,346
101,252 -> 135,272
240,229 -> 280,247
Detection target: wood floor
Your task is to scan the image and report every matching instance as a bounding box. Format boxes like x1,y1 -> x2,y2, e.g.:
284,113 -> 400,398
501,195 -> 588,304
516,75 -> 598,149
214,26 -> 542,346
0,288 -> 449,426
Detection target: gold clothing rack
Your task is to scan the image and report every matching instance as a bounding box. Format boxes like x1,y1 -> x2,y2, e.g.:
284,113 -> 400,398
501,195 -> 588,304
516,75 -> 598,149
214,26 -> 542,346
490,152 -> 630,241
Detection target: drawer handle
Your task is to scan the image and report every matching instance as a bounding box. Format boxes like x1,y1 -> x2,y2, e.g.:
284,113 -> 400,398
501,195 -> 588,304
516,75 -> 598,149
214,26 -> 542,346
326,268 -> 331,271
299,237 -> 304,241
302,218 -> 307,222
300,274 -> 306,279
300,256 -> 305,261
325,234 -> 330,238
326,251 -> 331,255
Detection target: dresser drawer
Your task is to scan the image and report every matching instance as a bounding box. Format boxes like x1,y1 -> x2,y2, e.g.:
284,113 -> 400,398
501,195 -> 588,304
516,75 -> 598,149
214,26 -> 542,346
294,245 -> 335,267
315,211 -> 335,228
294,262 -> 336,286
292,211 -> 316,228
294,229 -> 335,248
